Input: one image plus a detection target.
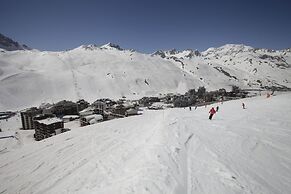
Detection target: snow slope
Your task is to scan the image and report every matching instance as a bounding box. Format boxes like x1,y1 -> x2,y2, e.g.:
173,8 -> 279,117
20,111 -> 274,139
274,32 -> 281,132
1,37 -> 291,110
0,46 -> 200,110
0,113 -> 35,151
1,93 -> 290,194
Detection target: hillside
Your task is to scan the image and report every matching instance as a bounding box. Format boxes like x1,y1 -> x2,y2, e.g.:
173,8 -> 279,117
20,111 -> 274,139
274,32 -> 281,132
0,34 -> 291,110
0,33 -> 31,51
0,93 -> 290,194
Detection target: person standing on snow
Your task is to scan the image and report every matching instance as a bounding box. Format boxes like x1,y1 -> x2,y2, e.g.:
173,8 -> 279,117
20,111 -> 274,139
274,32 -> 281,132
209,107 -> 216,120
242,102 -> 246,109
216,106 -> 219,112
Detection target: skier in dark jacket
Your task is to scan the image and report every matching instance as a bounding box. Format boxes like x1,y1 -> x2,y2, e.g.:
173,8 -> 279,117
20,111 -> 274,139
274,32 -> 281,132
209,107 -> 216,120
216,106 -> 219,112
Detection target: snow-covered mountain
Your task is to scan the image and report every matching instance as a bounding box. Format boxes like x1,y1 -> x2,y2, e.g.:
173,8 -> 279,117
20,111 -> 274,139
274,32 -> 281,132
0,34 -> 290,110
0,33 -> 31,51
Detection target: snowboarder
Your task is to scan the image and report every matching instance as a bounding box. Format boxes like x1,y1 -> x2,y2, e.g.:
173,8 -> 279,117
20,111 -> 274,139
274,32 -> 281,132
216,106 -> 219,112
209,107 -> 216,120
242,102 -> 246,109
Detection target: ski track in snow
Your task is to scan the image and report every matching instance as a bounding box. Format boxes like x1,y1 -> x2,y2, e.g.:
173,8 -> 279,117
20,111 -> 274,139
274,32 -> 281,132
0,93 -> 291,193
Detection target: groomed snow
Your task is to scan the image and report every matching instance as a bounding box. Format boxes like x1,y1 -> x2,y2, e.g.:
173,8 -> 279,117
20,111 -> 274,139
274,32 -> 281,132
0,93 -> 291,194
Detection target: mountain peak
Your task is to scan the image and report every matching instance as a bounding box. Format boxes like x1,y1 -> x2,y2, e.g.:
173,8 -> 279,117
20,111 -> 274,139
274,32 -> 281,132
78,44 -> 99,50
183,49 -> 201,58
202,44 -> 254,56
151,50 -> 165,58
152,48 -> 201,59
167,49 -> 178,55
101,42 -> 123,50
220,44 -> 253,50
0,33 -> 31,51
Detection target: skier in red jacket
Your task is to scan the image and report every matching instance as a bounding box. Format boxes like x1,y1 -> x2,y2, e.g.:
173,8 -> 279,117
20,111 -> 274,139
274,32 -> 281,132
209,107 -> 216,120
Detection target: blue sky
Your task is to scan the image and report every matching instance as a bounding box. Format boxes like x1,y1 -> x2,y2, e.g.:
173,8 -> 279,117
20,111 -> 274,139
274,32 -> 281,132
0,0 -> 290,52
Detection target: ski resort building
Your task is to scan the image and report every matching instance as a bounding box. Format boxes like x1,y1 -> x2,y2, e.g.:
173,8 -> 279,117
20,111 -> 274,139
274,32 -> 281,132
91,100 -> 107,114
33,114 -> 64,141
20,107 -> 42,130
80,114 -> 103,126
62,115 -> 79,123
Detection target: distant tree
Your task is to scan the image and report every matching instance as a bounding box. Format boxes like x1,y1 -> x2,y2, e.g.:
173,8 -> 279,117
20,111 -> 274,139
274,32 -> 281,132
197,86 -> 206,98
231,85 -> 240,94
76,99 -> 89,112
218,88 -> 227,96
187,89 -> 196,96
173,96 -> 189,107
189,96 -> 197,105
204,92 -> 215,102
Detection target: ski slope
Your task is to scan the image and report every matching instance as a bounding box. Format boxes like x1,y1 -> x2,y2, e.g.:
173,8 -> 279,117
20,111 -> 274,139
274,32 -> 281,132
0,93 -> 291,194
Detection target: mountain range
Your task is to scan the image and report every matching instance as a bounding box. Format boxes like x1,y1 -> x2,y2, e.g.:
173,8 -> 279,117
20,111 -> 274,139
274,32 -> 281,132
0,33 -> 290,110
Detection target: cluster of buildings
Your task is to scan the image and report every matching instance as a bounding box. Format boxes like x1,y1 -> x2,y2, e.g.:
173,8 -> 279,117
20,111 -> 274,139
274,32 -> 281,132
19,87 -> 247,141
20,99 -> 89,141
20,109 -> 66,141
20,98 -> 142,141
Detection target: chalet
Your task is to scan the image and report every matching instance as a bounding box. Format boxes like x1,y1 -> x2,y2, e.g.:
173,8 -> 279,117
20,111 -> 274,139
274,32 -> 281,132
20,107 -> 42,130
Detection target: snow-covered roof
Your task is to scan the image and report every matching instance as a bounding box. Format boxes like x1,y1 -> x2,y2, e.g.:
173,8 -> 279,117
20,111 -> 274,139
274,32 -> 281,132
36,118 -> 63,125
79,107 -> 95,113
62,115 -> 79,119
84,114 -> 103,121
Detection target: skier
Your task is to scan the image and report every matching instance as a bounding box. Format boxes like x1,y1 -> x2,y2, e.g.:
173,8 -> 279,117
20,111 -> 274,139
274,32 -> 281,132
242,102 -> 246,109
195,106 -> 198,110
216,106 -> 219,112
209,107 -> 216,120
221,96 -> 224,104
189,106 -> 192,111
